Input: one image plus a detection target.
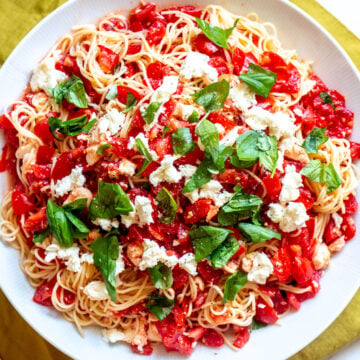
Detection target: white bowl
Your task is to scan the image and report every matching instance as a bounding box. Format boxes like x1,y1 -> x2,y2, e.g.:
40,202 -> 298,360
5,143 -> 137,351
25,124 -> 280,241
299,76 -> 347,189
1,0 -> 360,359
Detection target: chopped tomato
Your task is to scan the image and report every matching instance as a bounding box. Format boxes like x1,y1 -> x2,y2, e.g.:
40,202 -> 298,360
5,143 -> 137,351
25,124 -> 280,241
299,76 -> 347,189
146,20 -> 167,45
255,298 -> 278,324
184,199 -> 213,224
193,34 -> 221,56
33,279 -> 55,306
51,151 -> 75,181
216,169 -> 249,186
161,6 -> 202,23
146,61 -> 170,89
116,85 -> 141,105
233,326 -> 250,348
197,261 -> 222,284
152,135 -> 172,159
324,218 -> 342,244
350,141 -> 360,161
209,56 -> 229,76
271,247 -> 292,283
11,190 -> 34,215
201,329 -> 224,347
262,173 -> 282,202
287,292 -> 301,311
292,256 -> 314,285
0,114 -> 14,129
23,207 -> 48,233
232,48 -> 257,75
34,118 -> 54,144
344,194 -> 358,214
342,215 -> 356,241
295,187 -> 314,210
36,145 -> 55,164
172,266 -> 190,290
131,342 -> 153,356
97,45 -> 119,74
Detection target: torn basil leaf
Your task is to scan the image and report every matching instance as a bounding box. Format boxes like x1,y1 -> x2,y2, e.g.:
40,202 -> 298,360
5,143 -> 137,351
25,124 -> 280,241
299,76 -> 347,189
135,138 -> 153,175
156,187 -> 177,224
187,110 -> 200,123
141,102 -> 161,125
222,271 -> 248,304
238,223 -> 281,243
96,143 -> 114,155
182,159 -> 212,194
210,236 -> 240,269
148,262 -> 173,290
123,91 -> 138,113
33,228 -> 50,244
319,91 -> 335,110
146,294 -> 174,321
171,128 -> 197,156
302,127 -> 329,154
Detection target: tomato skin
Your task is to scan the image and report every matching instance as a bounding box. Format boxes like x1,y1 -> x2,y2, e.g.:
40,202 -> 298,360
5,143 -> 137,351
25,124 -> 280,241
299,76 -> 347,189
233,326 -> 250,349
152,135 -> 172,159
116,85 -> 141,105
131,342 -> 153,356
287,292 -> 301,311
216,169 -> 249,187
262,173 -> 282,202
36,145 -> 55,164
197,260 -> 222,284
209,56 -> 229,76
342,215 -> 356,241
33,279 -> 55,306
184,199 -> 213,224
350,141 -> 360,161
271,247 -> 292,283
23,207 -> 48,233
292,256 -> 314,284
34,118 -> 54,144
11,190 -> 34,215
97,45 -> 119,74
51,152 -> 75,181
172,266 -> 190,290
201,329 -> 224,348
344,194 -> 358,215
146,62 -> 170,89
232,48 -> 257,75
193,34 -> 221,56
161,6 -> 202,23
324,219 -> 342,244
295,187 -> 314,210
146,20 -> 167,45
255,298 -> 279,324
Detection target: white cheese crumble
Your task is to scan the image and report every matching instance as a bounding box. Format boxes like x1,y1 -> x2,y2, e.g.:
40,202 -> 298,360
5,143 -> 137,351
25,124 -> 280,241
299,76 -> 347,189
151,76 -> 179,103
178,253 -> 198,276
139,238 -> 178,270
214,123 -> 225,135
312,243 -> 330,270
121,195 -> 154,228
102,329 -> 126,343
93,218 -> 120,232
179,164 -> 197,179
332,212 -> 343,228
178,104 -> 197,120
247,252 -> 273,284
184,180 -> 232,207
80,253 -> 94,264
219,126 -> 241,147
300,79 -> 316,96
98,108 -> 125,137
30,56 -> 68,95
115,246 -> 125,275
131,133 -> 159,160
118,159 -> 137,177
149,155 -> 182,187
230,82 -> 257,112
279,164 -> 303,203
180,52 -> 218,82
267,202 -> 309,233
84,280 -> 109,300
54,165 -> 86,198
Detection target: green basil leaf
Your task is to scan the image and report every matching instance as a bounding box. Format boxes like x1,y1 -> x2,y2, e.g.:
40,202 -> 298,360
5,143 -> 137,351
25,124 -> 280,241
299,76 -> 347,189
106,84 -> 118,101
193,79 -> 230,114
238,223 -> 281,243
230,154 -> 256,169
90,235 -> 119,301
135,138 -> 153,176
258,135 -> 278,175
141,102 -> 161,125
195,18 -> 238,50
300,159 -> 342,193
320,91 -> 335,110
46,200 -> 73,247
64,211 -> 89,239
124,91 -> 137,113
188,110 -> 199,123
81,119 -> 97,134
196,119 -> 219,161
188,226 -> 232,262
33,228 -> 50,244
302,127 -> 329,154
215,145 -> 235,173
162,126 -> 171,138
210,236 -> 240,269
146,294 -> 174,321
50,75 -> 88,108
89,180 -> 133,220
218,188 -> 263,226
222,271 -> 248,304
96,143 -> 114,155
171,128 -> 197,156
182,159 -> 212,194
239,63 -> 277,98
63,198 -> 88,216
236,130 -> 261,163
251,319 -> 268,331
156,187 -> 177,224
148,262 -> 173,290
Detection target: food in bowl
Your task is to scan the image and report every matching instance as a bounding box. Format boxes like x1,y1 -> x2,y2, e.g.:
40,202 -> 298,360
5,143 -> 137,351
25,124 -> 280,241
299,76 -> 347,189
0,1 -> 359,356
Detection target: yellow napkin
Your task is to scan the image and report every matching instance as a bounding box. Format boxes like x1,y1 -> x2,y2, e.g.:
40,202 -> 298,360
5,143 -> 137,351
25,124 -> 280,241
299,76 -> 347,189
0,1 -> 359,359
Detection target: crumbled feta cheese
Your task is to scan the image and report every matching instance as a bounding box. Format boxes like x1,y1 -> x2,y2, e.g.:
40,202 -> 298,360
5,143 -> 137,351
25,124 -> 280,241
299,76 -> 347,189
93,218 -> 120,232
98,108 -> 125,137
279,165 -> 303,203
301,79 -> 316,96
179,104 -> 197,120
115,246 -> 125,275
243,107 -> 271,131
332,212 -> 343,228
214,123 -> 225,135
179,164 -> 197,179
118,159 -> 137,177
247,252 -> 273,284
178,253 -> 198,276
45,244 -> 82,272
312,243 -> 330,270
84,281 -> 109,300
54,165 -> 86,198
149,155 -> 182,186
184,180 -> 232,207
102,329 -> 126,343
127,136 -> 136,150
30,56 -> 68,94
180,52 -> 218,82
139,238 -> 178,270
268,202 -> 309,233
121,195 -> 154,228
151,76 -> 179,103
80,252 -> 94,264
230,82 -> 257,111
219,126 -> 241,147
132,133 -> 159,160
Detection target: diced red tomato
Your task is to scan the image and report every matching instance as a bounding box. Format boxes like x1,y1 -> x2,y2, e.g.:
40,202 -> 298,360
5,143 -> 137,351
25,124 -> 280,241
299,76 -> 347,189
232,48 -> 257,75
172,304 -> 186,327
292,256 -> 314,284
0,114 -> 14,130
161,6 -> 202,23
262,173 -> 282,202
33,279 -> 55,306
255,298 -> 278,324
324,219 -> 342,244
184,199 -> 213,224
23,207 -> 48,233
131,342 -> 153,356
350,141 -> 360,161
271,247 -> 292,283
151,135 -> 172,159
11,190 -> 33,215
193,34 -> 221,56
233,326 -> 250,349
146,61 -> 170,89
97,45 -> 119,74
172,266 -> 190,290
129,2 -> 158,31
201,329 -> 224,347
295,187 -> 314,210
51,151 -> 75,181
146,20 -> 167,45
342,215 -> 356,241
287,292 -> 301,311
216,169 -> 249,187
36,145 -> 55,164
209,56 -> 229,76
34,118 -> 54,144
100,17 -> 127,31
197,261 -> 222,284
116,85 -> 141,105
344,194 -> 358,214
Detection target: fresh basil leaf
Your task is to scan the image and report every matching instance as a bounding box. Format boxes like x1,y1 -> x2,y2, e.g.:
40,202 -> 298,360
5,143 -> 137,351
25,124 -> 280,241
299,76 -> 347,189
302,127 -> 329,154
156,187 -> 177,224
141,102 -> 161,125
46,200 -> 73,247
258,135 -> 278,175
196,119 -> 219,161
148,262 -> 173,290
171,128 -> 197,156
251,319 -> 268,331
236,130 -> 261,163
188,110 -> 199,123
210,236 -> 240,269
195,18 -> 238,50
300,159 -> 342,193
188,226 -> 232,262
218,188 -> 263,226
162,126 -> 171,138
135,138 -> 153,175
124,91 -> 137,113
215,145 -> 235,173
81,119 -> 97,134
63,198 -> 87,216
106,84 -> 118,101
193,79 -> 230,114
33,228 -> 50,244
182,159 -> 212,194
320,91 -> 335,110
222,271 -> 248,304
50,75 -> 88,108
90,235 -> 119,301
146,294 -> 174,321
239,63 -> 277,98
238,223 -> 281,243
230,154 -> 256,169
64,211 -> 89,239
89,180 -> 133,220
96,143 -> 114,155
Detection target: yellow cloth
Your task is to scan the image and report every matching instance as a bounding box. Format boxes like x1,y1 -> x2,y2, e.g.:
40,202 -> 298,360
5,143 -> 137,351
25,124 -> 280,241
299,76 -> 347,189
0,0 -> 359,359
